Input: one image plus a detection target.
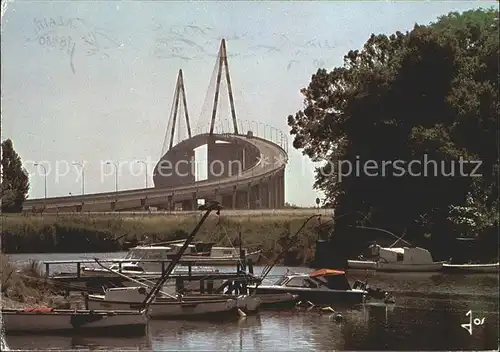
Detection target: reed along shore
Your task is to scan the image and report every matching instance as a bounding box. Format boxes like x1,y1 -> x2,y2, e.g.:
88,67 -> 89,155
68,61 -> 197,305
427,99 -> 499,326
1,213 -> 326,266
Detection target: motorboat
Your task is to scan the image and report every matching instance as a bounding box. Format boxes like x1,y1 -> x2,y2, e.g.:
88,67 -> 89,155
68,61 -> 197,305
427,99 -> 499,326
348,244 -> 446,272
442,262 -> 499,273
1,308 -> 147,335
251,292 -> 299,309
81,243 -> 261,276
248,269 -> 368,306
85,286 -> 242,319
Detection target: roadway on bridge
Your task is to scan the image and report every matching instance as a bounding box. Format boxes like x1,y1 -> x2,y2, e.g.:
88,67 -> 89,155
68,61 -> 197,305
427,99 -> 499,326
23,133 -> 287,212
31,209 -> 334,217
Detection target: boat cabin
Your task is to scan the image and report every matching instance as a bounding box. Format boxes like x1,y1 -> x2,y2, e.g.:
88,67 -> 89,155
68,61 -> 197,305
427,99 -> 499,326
371,245 -> 435,264
109,245 -> 195,272
210,247 -> 240,257
125,245 -> 197,260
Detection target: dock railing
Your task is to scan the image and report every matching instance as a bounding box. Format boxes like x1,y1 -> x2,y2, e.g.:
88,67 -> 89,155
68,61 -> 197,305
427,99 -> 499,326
42,258 -> 255,279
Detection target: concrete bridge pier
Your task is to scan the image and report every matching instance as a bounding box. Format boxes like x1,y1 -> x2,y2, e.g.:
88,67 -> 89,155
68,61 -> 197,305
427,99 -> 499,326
246,183 -> 251,209
221,195 -> 233,209
141,197 -> 148,210
231,186 -> 237,209
267,176 -> 273,208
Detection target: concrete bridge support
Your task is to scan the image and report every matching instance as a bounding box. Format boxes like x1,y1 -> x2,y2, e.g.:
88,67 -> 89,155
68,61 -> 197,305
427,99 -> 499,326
207,140 -> 245,181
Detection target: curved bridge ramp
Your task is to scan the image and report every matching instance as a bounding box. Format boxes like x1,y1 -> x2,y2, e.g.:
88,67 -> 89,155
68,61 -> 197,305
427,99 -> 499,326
22,132 -> 287,212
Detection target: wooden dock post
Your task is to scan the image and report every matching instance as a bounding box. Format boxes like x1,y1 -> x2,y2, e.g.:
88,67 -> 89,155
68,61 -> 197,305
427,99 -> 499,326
76,262 -> 81,279
200,279 -> 205,294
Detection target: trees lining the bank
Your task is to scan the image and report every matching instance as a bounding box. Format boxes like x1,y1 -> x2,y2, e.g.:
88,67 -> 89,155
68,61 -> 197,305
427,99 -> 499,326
287,8 -> 498,251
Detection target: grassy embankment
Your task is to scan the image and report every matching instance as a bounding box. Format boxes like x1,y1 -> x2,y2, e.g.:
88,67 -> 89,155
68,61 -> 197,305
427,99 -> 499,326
1,213 -> 327,266
0,256 -> 69,309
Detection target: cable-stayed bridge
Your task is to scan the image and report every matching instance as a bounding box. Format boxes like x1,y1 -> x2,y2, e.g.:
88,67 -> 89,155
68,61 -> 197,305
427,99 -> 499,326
23,39 -> 288,213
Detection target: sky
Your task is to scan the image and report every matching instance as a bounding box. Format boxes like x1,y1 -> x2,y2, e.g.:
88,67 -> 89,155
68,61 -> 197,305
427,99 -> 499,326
1,1 -> 496,206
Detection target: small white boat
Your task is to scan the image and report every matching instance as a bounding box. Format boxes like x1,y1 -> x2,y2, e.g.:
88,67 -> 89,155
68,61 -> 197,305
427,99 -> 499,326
86,287 -> 239,319
442,262 -> 499,273
81,244 -> 261,276
348,245 -> 445,272
1,308 -> 147,335
253,293 -> 299,308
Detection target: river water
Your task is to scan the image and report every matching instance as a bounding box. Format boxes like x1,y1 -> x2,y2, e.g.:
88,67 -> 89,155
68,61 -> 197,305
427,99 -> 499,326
2,252 -> 499,351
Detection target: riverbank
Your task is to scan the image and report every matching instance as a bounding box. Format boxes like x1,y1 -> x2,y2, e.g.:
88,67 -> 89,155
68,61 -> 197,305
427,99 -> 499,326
0,255 -> 76,309
1,213 -> 327,265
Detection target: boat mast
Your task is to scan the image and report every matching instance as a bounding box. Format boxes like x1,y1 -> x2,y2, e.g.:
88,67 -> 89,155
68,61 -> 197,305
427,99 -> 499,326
259,214 -> 322,283
140,201 -> 222,310
355,226 -> 412,247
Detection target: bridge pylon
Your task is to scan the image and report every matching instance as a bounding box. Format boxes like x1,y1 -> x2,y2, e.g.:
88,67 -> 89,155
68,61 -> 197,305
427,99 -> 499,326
209,39 -> 239,135
162,69 -> 192,154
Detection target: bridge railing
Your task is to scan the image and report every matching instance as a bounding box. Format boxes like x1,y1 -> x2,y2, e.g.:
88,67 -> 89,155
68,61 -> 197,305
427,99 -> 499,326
192,118 -> 288,154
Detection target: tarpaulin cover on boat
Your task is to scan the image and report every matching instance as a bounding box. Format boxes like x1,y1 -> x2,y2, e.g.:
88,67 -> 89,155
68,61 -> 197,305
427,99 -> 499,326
309,269 -> 345,277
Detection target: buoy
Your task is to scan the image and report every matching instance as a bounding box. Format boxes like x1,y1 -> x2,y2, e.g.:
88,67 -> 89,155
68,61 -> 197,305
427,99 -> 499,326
334,313 -> 343,322
237,308 -> 247,318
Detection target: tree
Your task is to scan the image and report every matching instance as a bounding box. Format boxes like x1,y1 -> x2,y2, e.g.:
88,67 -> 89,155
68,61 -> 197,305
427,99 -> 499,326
287,8 -> 498,246
1,139 -> 30,213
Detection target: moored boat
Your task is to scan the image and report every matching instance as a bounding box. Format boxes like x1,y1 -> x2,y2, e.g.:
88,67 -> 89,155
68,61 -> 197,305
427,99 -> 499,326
348,245 -> 445,272
81,244 -> 261,277
248,269 -> 367,306
253,292 -> 299,309
1,308 -> 147,336
442,262 -> 499,273
85,287 -> 240,319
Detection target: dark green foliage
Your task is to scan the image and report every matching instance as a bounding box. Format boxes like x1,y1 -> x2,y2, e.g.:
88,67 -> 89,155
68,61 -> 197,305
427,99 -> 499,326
288,8 -> 499,257
1,139 -> 30,213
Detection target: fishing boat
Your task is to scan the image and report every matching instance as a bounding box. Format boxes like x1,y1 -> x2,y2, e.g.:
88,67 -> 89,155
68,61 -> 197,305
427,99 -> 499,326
81,243 -> 261,277
348,244 -> 446,272
442,262 -> 499,273
1,308 -> 147,335
248,269 -> 367,306
85,287 -> 240,319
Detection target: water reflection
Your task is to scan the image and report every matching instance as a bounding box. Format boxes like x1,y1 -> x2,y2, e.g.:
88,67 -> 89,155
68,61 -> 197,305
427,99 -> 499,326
5,335 -> 152,351
3,301 -> 497,351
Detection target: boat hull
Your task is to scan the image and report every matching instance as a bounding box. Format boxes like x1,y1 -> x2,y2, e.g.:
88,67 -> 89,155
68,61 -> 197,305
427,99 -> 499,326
251,286 -> 365,306
347,260 -> 377,270
176,250 -> 262,266
1,309 -> 147,336
254,293 -> 299,309
442,263 -> 499,273
86,296 -> 238,320
348,260 -> 445,272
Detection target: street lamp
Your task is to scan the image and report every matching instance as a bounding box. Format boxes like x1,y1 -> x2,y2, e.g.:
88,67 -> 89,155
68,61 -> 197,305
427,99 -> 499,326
34,163 -> 47,200
136,160 -> 148,188
106,161 -> 118,200
73,162 -> 85,195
